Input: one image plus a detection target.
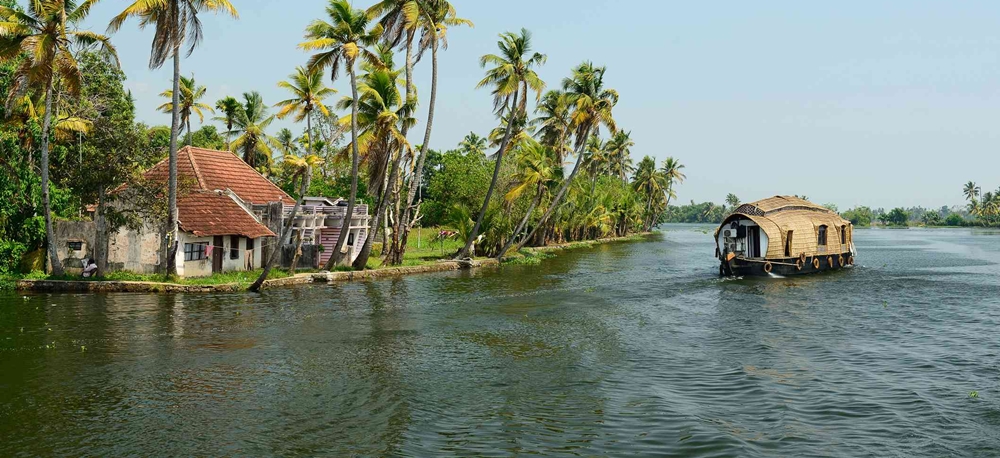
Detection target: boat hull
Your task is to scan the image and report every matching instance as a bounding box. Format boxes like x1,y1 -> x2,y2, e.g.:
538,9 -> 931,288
719,252 -> 853,277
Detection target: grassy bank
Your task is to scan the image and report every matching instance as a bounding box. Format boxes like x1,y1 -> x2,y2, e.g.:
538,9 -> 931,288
2,269 -> 299,291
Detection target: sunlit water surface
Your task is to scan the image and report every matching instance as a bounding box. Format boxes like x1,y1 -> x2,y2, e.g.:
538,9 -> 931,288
3,225 -> 1000,456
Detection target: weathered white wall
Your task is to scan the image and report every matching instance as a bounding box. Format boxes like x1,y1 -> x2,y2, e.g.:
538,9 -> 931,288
176,233 -> 213,278
107,222 -> 162,274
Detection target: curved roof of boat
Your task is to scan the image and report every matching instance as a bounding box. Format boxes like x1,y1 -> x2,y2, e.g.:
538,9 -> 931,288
716,196 -> 852,258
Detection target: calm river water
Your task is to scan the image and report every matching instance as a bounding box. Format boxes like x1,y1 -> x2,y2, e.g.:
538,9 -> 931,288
2,225 -> 1000,456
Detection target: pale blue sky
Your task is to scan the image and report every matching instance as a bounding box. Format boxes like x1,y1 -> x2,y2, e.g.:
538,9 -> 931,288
68,0 -> 1000,209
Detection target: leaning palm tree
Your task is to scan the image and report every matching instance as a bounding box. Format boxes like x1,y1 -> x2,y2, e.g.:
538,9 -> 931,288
301,0 -> 383,269
1,0 -> 119,275
457,28 -> 546,259
280,153 -> 322,276
214,96 -> 241,150
516,62 -> 618,251
335,61 -> 415,269
109,0 -> 238,277
158,74 -> 212,146
275,64 -> 342,274
497,138 -> 556,258
230,91 -> 279,171
384,0 -> 471,266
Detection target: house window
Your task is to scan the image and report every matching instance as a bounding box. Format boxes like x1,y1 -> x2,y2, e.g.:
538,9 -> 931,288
818,225 -> 828,246
184,242 -> 209,261
347,232 -> 355,246
67,241 -> 83,251
246,238 -> 255,251
230,235 -> 240,259
841,226 -> 847,244
784,231 -> 793,257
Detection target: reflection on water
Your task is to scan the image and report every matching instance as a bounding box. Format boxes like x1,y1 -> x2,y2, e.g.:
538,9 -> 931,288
3,227 -> 1000,456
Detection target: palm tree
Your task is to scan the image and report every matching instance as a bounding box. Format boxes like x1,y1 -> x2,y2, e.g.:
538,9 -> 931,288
632,156 -> 664,231
964,181 -> 980,204
725,193 -> 740,209
157,74 -> 212,146
230,91 -> 279,171
109,0 -> 238,277
276,128 -> 297,155
497,139 -> 556,258
334,59 -> 415,269
302,0 -> 383,269
459,132 -> 487,156
605,130 -> 634,185
660,157 -> 685,208
385,0 -> 471,265
457,28 -> 545,259
516,62 -> 618,252
280,153 -> 322,276
532,90 -> 573,166
1,0 -> 118,275
214,96 -> 241,150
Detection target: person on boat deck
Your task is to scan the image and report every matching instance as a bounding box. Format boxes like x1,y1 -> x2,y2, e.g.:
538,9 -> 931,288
82,259 -> 98,278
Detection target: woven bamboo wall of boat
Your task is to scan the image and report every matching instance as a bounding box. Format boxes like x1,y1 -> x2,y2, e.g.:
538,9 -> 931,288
715,196 -> 852,258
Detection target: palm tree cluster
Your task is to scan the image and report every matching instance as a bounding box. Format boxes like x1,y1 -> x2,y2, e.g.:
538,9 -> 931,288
1,0 -> 686,283
964,181 -> 1000,226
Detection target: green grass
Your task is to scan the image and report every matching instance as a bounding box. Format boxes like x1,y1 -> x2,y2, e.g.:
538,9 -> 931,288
8,268 -> 300,289
365,226 -> 467,270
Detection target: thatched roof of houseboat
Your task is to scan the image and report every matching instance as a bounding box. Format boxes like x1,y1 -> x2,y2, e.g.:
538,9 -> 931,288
717,196 -> 852,259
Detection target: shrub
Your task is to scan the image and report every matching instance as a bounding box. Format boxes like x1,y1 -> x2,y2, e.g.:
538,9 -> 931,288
0,240 -> 26,275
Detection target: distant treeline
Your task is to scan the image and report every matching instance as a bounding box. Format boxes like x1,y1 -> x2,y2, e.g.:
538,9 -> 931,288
662,200 -> 974,227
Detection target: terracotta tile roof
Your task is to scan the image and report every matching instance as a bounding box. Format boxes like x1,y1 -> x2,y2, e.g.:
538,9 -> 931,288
142,146 -> 294,205
177,191 -> 276,239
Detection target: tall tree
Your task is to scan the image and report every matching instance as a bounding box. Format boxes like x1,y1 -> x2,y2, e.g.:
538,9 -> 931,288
632,156 -> 663,231
301,0 -> 382,269
516,62 -> 618,252
725,193 -> 740,209
214,95 -> 241,150
382,0 -> 471,265
157,74 -> 212,146
332,53 -> 416,269
270,65 -> 334,276
230,91 -> 278,171
532,89 -> 573,166
457,28 -> 545,259
605,130 -> 634,185
109,0 -> 238,277
497,138 -> 555,258
1,0 -> 119,275
459,131 -> 487,156
660,157 -> 685,208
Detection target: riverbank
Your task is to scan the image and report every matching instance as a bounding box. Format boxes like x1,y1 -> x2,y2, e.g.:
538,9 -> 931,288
9,232 -> 654,293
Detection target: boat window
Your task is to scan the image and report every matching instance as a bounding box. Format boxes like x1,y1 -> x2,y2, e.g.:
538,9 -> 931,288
818,225 -> 828,246
784,231 -> 793,257
841,225 -> 847,244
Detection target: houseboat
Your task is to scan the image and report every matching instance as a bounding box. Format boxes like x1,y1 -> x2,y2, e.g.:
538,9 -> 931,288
715,196 -> 857,276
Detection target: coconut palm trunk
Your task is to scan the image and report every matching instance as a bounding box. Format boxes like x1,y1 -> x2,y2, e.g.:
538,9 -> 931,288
497,181 -> 543,259
385,30 -> 415,265
515,126 -> 590,252
457,89 -> 519,259
163,32 -> 182,277
288,114 -> 315,275
353,149 -> 400,269
325,65 -> 361,269
40,72 -> 62,275
94,188 -> 108,277
392,32 -> 438,265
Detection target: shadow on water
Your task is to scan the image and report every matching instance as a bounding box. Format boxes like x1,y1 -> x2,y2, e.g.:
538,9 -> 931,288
3,227 -> 1000,456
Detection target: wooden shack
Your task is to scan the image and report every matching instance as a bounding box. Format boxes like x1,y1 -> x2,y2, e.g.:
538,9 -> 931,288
714,196 -> 856,276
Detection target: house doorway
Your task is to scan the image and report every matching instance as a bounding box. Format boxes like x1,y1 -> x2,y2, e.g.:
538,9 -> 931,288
213,236 -> 224,273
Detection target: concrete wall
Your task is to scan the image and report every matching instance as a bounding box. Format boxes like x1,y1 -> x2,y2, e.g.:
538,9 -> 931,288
107,222 -> 162,274
280,244 -> 321,269
52,220 -> 96,274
